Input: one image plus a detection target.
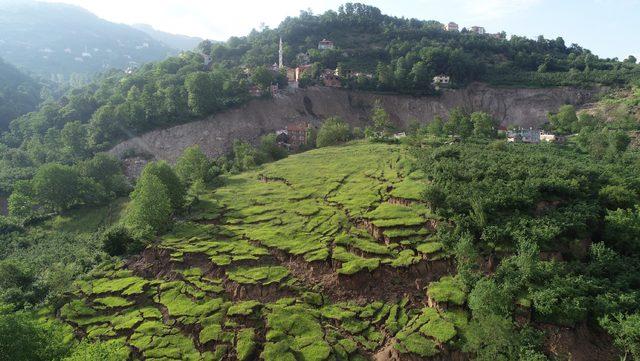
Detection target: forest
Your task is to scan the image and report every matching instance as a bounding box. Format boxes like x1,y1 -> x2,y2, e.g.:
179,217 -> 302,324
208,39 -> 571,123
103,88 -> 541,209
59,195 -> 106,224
1,2 -> 640,360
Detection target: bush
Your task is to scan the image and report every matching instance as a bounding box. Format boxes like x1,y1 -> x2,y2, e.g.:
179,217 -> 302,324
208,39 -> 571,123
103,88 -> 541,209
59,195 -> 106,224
316,117 -> 352,147
100,225 -> 145,256
124,171 -> 173,239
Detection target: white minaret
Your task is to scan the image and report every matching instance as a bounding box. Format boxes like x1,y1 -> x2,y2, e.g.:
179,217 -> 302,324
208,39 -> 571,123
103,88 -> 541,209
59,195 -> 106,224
278,37 -> 284,69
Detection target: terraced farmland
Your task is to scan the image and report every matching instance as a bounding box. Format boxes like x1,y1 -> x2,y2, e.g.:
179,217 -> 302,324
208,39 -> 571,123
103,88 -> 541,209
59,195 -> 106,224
58,142 -> 466,360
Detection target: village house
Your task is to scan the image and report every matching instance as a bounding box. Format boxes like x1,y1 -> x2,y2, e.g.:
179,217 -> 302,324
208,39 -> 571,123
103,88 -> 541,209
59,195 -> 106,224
432,74 -> 451,90
321,69 -> 342,87
540,130 -> 559,142
248,85 -> 263,97
201,53 -> 212,68
444,22 -> 459,32
507,128 -> 542,143
286,122 -> 312,148
318,39 -> 335,50
470,26 -> 486,35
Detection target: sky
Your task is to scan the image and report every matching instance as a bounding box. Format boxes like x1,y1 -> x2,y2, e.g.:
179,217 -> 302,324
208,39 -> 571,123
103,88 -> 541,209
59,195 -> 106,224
41,0 -> 639,60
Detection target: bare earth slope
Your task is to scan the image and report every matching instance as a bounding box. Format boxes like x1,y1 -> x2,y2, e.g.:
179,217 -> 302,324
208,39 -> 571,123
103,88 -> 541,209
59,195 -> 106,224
110,84 -> 602,163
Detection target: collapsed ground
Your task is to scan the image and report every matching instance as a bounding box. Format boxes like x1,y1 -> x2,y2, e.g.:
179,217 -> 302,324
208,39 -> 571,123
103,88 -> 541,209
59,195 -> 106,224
57,143 -> 468,360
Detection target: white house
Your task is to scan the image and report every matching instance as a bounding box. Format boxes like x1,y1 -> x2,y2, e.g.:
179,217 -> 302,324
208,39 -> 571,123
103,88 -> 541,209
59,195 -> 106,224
444,22 -> 459,32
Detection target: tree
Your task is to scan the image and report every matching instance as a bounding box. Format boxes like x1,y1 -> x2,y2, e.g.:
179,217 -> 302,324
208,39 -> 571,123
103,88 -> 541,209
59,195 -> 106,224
250,66 -> 276,90
471,112 -> 498,138
444,108 -> 473,138
100,225 -> 144,257
185,72 -> 215,116
124,172 -> 172,238
140,161 -> 185,211
257,134 -> 287,163
175,145 -> 217,186
0,304 -> 71,361
462,314 -> 518,361
600,312 -> 640,361
231,140 -> 258,172
604,206 -> 640,254
366,100 -> 394,141
63,340 -> 130,361
60,121 -> 88,159
31,163 -> 83,212
426,116 -> 445,136
547,105 -> 579,134
316,117 -> 351,147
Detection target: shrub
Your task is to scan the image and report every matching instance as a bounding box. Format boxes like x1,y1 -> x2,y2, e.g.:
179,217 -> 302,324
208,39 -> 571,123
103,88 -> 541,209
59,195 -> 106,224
316,117 -> 352,147
100,225 -> 145,256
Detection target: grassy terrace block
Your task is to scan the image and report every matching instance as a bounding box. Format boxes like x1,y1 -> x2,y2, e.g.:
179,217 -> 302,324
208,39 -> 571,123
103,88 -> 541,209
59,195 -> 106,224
228,300 -> 262,316
390,177 -> 428,201
262,303 -> 332,361
226,265 -> 290,285
236,328 -> 256,361
93,296 -> 135,309
332,246 -> 380,275
416,241 -> 444,255
156,281 -> 227,324
427,276 -> 466,306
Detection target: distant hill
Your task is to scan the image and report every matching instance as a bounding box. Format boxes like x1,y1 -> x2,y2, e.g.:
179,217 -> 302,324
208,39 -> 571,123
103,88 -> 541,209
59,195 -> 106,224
0,57 -> 41,130
0,0 -> 176,82
132,24 -> 203,51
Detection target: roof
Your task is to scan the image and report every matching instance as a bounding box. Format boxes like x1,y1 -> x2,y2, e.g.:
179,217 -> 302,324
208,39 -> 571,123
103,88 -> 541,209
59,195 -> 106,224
286,122 -> 310,132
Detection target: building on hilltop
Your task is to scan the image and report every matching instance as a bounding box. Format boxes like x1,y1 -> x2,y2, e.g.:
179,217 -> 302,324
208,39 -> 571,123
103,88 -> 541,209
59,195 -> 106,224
321,69 -> 342,87
286,122 -> 312,148
470,26 -> 486,35
444,22 -> 459,32
507,128 -> 542,143
432,74 -> 450,90
318,39 -> 335,50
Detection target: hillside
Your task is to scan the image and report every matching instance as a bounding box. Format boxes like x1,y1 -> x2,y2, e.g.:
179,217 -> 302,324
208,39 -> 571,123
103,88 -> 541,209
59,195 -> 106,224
0,57 -> 42,129
132,24 -> 204,51
109,84 -> 603,164
0,0 -> 175,81
51,140 -> 636,360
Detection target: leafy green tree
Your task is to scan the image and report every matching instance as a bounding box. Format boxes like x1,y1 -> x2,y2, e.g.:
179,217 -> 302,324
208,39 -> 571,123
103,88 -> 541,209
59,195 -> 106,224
462,314 -> 518,361
0,304 -> 71,361
471,112 -> 498,138
63,340 -> 130,361
316,117 -> 351,147
100,224 -> 144,257
0,260 -> 40,309
175,145 -> 217,186
599,185 -> 638,210
124,172 -> 172,239
140,161 -> 185,211
604,206 -> 640,254
426,116 -> 445,136
600,312 -> 640,361
250,66 -> 276,90
468,278 -> 511,318
547,105 -> 579,134
185,72 -> 217,116
444,108 -> 473,138
366,100 -> 394,141
257,134 -> 288,163
231,140 -> 258,172
31,163 -> 83,212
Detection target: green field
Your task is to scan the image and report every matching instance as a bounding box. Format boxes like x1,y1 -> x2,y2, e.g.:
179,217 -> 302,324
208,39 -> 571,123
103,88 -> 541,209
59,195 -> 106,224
57,143 -> 463,360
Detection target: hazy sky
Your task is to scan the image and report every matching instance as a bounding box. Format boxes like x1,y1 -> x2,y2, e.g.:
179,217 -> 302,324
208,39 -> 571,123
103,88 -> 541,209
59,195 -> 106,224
43,0 -> 639,60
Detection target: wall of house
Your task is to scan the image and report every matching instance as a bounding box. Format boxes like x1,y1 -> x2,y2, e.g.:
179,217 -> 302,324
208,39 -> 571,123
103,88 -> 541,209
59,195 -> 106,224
109,83 -> 603,166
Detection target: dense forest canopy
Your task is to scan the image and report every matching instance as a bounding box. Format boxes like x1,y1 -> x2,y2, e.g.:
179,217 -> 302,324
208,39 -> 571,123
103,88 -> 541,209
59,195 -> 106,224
0,58 -> 42,131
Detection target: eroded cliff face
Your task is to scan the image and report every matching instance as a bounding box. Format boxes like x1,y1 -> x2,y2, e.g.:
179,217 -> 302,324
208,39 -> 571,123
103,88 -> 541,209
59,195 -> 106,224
109,83 -> 602,164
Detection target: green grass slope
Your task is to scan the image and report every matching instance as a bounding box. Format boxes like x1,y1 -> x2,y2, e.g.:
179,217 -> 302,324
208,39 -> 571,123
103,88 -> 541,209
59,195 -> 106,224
56,143 -> 462,360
